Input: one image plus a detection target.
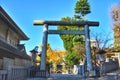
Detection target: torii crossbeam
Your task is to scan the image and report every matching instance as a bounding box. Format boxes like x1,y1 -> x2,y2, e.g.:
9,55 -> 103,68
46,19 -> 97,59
33,20 -> 99,72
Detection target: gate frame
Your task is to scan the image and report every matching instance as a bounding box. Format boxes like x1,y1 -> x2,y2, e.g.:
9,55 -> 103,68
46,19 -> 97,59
33,20 -> 99,72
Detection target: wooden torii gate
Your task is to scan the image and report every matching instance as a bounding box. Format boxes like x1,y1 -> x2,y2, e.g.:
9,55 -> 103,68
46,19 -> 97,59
33,20 -> 99,72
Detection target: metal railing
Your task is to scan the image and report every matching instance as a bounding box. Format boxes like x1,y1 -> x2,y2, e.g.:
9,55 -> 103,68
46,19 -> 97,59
29,69 -> 47,78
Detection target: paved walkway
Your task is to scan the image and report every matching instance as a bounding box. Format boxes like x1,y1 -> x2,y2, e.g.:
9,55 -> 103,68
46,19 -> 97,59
27,69 -> 120,80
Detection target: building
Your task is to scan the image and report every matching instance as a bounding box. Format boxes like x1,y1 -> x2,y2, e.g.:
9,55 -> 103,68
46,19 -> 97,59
0,6 -> 31,69
90,39 -> 98,48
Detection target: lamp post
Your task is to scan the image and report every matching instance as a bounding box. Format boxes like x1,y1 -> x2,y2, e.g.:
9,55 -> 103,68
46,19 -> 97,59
30,46 -> 39,67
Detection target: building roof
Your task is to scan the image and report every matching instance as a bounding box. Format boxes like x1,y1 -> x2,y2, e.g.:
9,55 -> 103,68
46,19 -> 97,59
0,6 -> 30,60
0,39 -> 31,60
0,6 -> 29,40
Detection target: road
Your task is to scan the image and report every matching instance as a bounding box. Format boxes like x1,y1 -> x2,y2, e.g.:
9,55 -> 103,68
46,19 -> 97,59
27,69 -> 120,80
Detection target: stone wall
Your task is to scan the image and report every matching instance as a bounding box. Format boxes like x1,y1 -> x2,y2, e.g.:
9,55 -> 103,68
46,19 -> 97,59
2,57 -> 31,70
15,58 -> 23,66
22,59 -> 32,68
0,57 -> 31,80
103,58 -> 119,73
3,57 -> 14,69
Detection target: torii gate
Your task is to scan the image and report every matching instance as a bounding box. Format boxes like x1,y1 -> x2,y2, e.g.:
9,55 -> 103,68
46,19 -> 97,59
33,20 -> 99,71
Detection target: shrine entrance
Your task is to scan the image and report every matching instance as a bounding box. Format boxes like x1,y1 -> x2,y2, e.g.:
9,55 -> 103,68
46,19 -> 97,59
33,20 -> 99,72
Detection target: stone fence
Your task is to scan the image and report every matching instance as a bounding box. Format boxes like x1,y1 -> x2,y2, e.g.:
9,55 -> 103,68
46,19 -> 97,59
0,70 -> 7,80
102,58 -> 119,73
73,58 -> 119,75
0,66 -> 28,80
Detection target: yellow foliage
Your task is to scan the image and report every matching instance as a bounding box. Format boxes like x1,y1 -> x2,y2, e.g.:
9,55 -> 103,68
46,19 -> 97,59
39,43 -> 66,65
36,55 -> 40,61
36,55 -> 40,65
49,50 -> 66,64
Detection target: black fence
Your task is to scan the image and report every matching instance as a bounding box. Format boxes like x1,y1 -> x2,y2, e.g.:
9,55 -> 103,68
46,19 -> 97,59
29,66 -> 50,78
30,69 -> 47,78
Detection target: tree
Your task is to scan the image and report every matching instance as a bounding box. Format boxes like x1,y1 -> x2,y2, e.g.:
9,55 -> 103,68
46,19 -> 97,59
57,17 -> 85,65
91,31 -> 113,50
74,0 -> 91,20
90,31 -> 113,63
111,4 -> 120,50
39,43 -> 66,65
51,50 -> 66,64
58,17 -> 84,52
72,35 -> 85,57
65,52 -> 81,66
111,4 -> 120,21
57,0 -> 91,66
36,54 -> 41,65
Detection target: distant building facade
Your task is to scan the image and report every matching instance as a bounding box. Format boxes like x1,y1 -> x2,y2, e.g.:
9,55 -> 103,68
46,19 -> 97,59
90,39 -> 98,48
0,6 -> 31,69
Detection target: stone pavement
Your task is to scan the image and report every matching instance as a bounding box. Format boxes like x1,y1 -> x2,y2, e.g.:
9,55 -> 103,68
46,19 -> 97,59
27,69 -> 120,80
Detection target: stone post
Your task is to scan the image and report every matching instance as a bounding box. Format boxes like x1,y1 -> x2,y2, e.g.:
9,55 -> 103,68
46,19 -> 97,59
85,25 -> 92,71
40,24 -> 48,70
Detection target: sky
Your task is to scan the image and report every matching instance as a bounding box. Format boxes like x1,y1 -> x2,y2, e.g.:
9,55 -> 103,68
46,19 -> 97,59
0,0 -> 120,54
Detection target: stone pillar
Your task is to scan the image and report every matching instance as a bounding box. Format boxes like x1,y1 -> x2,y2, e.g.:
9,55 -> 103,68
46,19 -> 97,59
40,24 -> 48,70
85,25 -> 92,71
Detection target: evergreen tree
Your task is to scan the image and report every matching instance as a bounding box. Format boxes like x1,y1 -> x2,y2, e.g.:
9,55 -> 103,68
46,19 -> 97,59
74,0 -> 91,20
57,0 -> 91,66
58,17 -> 83,52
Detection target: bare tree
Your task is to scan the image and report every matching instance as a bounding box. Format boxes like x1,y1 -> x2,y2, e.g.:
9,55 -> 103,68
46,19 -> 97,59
91,31 -> 113,51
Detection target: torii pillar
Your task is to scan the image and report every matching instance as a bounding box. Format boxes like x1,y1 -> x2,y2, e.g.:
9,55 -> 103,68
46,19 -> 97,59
40,24 -> 48,70
85,24 -> 91,70
33,20 -> 99,71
